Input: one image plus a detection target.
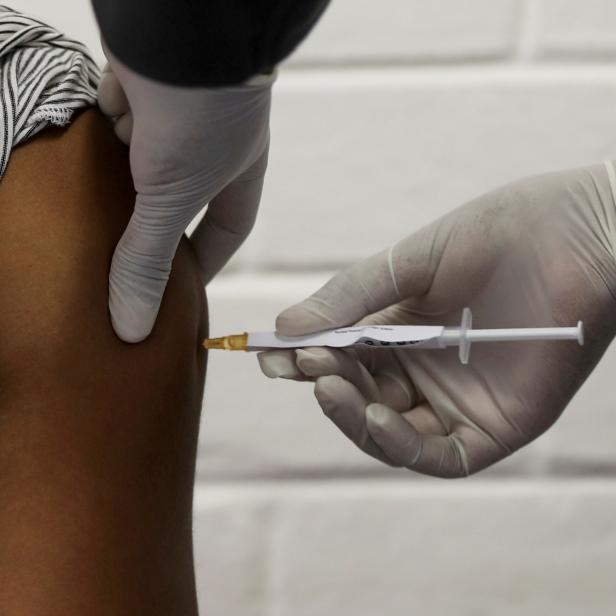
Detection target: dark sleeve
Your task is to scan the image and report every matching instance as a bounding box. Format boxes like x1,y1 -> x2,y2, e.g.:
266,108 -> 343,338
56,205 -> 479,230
91,0 -> 330,86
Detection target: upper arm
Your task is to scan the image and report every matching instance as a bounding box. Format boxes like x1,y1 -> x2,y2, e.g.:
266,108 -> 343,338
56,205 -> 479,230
0,106 -> 208,444
0,111 -> 208,612
0,109 -> 207,398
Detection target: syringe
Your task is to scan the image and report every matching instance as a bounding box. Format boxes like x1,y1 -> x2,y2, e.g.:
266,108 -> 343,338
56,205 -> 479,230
203,308 -> 584,364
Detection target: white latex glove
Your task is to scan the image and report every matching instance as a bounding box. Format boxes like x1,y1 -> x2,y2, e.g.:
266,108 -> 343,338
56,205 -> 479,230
97,48 -> 273,342
259,163 -> 616,477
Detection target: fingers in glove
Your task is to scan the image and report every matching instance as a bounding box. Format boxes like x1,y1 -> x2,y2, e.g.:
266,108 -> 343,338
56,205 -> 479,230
98,64 -> 129,118
366,403 -> 469,478
373,369 -> 421,412
257,347 -> 379,393
295,347 -> 380,402
108,195 -> 191,343
294,345 -> 419,412
315,375 -> 397,466
276,224 -> 441,336
401,405 -> 448,438
190,149 -> 268,286
258,350 -> 306,380
113,110 -> 133,145
260,344 -> 418,414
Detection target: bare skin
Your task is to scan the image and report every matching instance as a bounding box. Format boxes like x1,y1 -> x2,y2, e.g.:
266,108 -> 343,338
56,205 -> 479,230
0,110 -> 207,616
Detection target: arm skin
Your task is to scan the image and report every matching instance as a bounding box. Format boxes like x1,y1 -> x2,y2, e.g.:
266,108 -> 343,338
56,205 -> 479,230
91,0 -> 331,86
0,110 -> 207,616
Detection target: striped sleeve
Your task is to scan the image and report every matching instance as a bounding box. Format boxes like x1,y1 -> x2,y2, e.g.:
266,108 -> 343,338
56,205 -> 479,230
91,0 -> 330,86
0,5 -> 100,178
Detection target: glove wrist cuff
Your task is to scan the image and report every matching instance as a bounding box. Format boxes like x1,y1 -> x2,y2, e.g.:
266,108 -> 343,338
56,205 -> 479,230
243,69 -> 278,87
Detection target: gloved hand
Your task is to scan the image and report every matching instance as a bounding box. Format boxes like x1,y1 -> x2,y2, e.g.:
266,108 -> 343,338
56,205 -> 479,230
259,163 -> 616,477
97,47 -> 273,342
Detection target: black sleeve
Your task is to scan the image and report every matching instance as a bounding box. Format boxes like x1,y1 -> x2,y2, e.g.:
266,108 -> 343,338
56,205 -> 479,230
91,0 -> 330,86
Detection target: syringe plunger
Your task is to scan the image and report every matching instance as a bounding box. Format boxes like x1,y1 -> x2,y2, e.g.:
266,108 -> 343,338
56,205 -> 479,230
439,308 -> 584,364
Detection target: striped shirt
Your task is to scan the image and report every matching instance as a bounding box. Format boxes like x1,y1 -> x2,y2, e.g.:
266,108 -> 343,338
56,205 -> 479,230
0,5 -> 100,178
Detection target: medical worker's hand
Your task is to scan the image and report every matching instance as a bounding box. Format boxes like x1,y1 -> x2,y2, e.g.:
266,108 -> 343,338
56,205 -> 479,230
97,49 -> 272,342
259,164 -> 616,477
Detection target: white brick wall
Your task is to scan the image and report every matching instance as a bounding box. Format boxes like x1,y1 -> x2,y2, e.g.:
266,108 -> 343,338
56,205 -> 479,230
536,0 -> 616,59
17,1 -> 616,613
247,67 -> 616,268
289,0 -> 520,64
194,481 -> 616,616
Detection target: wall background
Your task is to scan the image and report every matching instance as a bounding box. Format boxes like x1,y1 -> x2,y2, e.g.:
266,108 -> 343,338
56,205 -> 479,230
18,1 -> 616,614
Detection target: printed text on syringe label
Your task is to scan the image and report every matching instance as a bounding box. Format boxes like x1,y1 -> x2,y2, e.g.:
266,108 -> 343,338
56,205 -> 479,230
355,337 -> 442,348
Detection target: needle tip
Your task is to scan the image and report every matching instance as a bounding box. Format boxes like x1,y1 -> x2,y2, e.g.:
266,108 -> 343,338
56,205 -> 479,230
202,333 -> 249,351
203,337 -> 225,350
